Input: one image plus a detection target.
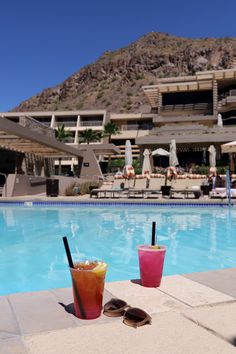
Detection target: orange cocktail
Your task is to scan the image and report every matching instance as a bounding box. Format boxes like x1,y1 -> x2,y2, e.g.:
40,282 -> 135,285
70,261 -> 107,319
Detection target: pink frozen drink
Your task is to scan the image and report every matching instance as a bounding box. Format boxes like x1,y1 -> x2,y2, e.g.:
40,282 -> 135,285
138,245 -> 166,287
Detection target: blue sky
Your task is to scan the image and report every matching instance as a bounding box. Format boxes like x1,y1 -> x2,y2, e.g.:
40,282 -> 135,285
1,0 -> 236,111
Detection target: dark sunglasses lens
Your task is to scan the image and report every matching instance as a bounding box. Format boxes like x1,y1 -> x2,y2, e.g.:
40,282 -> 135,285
124,308 -> 149,324
104,298 -> 127,312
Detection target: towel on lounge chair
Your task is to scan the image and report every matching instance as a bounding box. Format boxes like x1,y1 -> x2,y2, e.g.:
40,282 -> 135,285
90,179 -> 125,198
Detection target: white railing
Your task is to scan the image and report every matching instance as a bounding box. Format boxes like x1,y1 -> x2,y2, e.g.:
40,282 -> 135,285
80,121 -> 103,127
161,103 -> 212,111
56,121 -> 77,127
121,124 -> 153,131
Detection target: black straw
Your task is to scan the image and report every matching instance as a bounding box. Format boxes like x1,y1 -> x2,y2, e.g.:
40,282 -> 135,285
151,222 -> 156,246
62,236 -> 74,268
62,236 -> 86,319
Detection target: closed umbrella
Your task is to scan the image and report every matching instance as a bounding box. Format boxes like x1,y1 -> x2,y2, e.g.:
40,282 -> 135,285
124,140 -> 135,180
169,139 -> 179,167
142,149 -> 152,175
217,113 -> 223,128
208,145 -> 216,168
125,140 -> 133,166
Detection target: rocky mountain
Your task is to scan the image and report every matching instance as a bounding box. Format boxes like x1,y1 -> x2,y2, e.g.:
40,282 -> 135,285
13,32 -> 236,113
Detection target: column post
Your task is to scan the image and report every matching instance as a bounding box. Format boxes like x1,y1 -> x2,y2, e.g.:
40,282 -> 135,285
158,91 -> 162,115
213,80 -> 218,116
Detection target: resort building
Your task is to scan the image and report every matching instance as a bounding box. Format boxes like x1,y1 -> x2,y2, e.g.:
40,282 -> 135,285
1,110 -> 108,174
1,68 -> 236,172
140,68 -> 236,167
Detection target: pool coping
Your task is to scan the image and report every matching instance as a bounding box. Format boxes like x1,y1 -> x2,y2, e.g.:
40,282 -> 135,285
0,195 -> 234,207
1,197 -> 235,352
1,268 -> 236,353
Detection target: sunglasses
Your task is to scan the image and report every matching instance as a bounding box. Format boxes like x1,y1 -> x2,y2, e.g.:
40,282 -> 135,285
103,298 -> 152,328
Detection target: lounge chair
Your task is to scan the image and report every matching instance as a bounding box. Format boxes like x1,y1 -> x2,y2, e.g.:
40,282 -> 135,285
209,188 -> 236,199
209,188 -> 227,199
145,175 -> 165,198
187,176 -> 207,198
90,178 -> 125,198
170,175 -> 205,199
170,176 -> 189,198
128,176 -> 147,198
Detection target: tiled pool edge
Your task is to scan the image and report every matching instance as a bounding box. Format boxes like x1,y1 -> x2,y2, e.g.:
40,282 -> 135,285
0,198 -> 233,207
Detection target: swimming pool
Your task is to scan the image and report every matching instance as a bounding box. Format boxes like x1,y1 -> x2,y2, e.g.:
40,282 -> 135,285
0,204 -> 235,295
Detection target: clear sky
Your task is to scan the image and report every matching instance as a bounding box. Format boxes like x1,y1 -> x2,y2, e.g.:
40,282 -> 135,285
1,0 -> 236,111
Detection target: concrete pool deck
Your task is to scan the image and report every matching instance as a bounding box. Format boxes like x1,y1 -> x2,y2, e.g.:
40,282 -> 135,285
0,196 -> 235,353
1,268 -> 236,354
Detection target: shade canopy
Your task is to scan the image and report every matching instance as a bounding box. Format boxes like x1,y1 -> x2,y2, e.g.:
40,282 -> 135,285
221,141 -> 236,153
152,148 -> 170,156
169,139 -> 179,167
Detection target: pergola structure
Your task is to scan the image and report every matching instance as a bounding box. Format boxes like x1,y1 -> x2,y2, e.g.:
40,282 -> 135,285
0,115 -> 84,159
0,116 -> 120,179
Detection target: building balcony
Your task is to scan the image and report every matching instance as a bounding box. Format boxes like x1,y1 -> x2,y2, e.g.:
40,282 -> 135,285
153,114 -> 216,125
136,125 -> 236,145
120,124 -> 153,131
161,102 -> 212,112
55,121 -> 77,127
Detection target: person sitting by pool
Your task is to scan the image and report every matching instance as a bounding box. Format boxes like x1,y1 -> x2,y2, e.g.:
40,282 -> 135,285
214,173 -> 223,188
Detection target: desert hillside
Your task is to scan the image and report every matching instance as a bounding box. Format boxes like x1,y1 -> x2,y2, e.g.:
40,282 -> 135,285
13,32 -> 236,113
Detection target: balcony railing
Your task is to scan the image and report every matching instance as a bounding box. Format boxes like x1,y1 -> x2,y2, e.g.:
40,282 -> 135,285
153,114 -> 216,124
229,90 -> 236,96
65,137 -> 75,143
80,121 -> 103,127
121,124 -> 153,131
56,121 -> 77,127
161,103 -> 212,111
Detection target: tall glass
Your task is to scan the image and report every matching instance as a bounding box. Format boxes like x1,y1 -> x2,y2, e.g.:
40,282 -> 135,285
138,245 -> 166,287
70,261 -> 107,319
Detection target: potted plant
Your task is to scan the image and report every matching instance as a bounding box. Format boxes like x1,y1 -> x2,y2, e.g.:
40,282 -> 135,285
161,167 -> 175,196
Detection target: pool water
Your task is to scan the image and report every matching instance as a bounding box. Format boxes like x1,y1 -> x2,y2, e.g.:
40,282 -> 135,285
0,204 -> 236,295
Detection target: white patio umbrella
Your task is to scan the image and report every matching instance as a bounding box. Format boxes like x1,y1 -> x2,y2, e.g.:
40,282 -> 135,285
142,149 -> 152,175
221,141 -> 235,173
124,140 -> 135,181
125,140 -> 133,166
217,113 -> 223,128
221,140 -> 236,153
152,148 -> 170,156
208,145 -> 216,167
169,139 -> 179,167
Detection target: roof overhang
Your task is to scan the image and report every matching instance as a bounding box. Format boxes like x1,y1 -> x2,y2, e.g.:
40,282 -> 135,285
0,116 -> 83,159
143,81 -> 213,108
143,69 -> 236,108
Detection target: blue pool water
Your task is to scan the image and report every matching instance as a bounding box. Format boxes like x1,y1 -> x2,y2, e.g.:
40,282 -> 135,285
0,204 -> 236,295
